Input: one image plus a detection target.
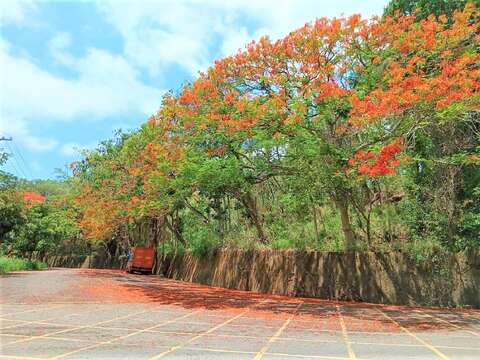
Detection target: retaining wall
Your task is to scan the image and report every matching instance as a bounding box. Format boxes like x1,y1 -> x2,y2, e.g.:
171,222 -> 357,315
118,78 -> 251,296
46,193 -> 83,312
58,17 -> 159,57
35,249 -> 480,308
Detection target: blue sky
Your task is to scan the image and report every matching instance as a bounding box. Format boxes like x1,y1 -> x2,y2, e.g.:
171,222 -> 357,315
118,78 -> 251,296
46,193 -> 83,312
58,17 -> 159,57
0,0 -> 388,180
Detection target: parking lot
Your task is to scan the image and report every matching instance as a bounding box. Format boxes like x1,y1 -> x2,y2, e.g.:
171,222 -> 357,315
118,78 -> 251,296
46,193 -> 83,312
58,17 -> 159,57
1,268 -> 479,359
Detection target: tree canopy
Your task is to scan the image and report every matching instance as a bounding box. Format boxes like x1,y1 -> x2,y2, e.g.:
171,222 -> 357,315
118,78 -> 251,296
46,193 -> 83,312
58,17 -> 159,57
68,3 -> 479,255
3,2 -> 479,258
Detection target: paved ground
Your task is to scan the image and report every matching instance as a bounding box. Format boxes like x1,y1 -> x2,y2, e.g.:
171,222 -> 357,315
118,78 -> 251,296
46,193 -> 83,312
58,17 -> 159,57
0,269 -> 479,360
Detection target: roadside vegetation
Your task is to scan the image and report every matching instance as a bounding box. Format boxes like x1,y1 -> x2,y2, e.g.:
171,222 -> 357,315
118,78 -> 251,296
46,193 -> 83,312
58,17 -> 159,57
0,256 -> 47,274
1,0 -> 479,261
0,153 -> 80,265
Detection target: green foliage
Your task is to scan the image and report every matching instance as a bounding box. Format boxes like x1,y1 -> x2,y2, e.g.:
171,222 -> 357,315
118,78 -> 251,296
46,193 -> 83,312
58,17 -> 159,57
182,213 -> 220,257
7,203 -> 79,255
384,0 -> 479,20
158,241 -> 185,257
1,149 -> 79,255
0,150 -> 17,190
0,256 -> 47,274
54,4 -> 480,256
0,191 -> 25,241
16,179 -> 71,198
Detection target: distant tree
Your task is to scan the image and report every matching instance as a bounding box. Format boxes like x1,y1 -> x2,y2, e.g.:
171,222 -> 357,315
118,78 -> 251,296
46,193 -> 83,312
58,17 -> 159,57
0,151 -> 17,190
0,191 -> 25,243
0,151 -> 23,244
17,179 -> 71,198
11,203 -> 76,255
384,0 -> 479,20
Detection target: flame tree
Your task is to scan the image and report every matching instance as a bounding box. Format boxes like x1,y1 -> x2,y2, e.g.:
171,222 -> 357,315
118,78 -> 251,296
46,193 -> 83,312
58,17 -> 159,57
74,3 -> 479,253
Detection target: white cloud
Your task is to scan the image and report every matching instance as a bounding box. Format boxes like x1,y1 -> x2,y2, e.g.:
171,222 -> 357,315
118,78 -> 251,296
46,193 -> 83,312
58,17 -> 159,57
1,39 -> 163,121
0,0 -> 37,27
1,0 -> 387,172
0,36 -> 163,153
48,32 -> 75,66
97,1 -> 216,76
49,32 -> 71,50
221,27 -> 250,57
0,117 -> 58,152
97,0 -> 387,75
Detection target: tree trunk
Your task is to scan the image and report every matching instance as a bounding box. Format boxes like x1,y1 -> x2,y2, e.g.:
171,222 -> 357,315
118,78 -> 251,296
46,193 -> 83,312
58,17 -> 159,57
333,195 -> 356,251
312,205 -> 320,244
239,191 -> 268,244
166,213 -> 185,245
150,216 -> 166,249
446,165 -> 458,241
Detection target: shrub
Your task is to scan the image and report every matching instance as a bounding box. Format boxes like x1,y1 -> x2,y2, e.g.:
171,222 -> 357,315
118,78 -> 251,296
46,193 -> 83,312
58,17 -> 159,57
0,256 -> 47,274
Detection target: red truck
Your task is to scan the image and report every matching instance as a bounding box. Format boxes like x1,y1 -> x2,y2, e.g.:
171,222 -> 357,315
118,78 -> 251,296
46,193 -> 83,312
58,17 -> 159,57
126,246 -> 155,274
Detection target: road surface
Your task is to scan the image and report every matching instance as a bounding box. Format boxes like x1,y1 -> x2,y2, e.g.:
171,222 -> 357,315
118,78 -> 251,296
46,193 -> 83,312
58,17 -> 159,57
1,268 -> 479,359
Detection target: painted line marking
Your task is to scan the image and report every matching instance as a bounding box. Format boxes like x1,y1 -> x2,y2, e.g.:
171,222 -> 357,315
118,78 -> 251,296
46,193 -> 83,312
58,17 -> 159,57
375,308 -> 451,360
48,310 -> 202,360
337,305 -> 357,360
0,356 -> 47,360
0,300 -> 148,329
183,347 -> 372,360
0,308 -> 99,331
414,309 -> 480,337
0,304 -> 68,318
148,310 -> 248,359
253,302 -> 303,360
1,305 -> 160,347
0,333 -> 93,345
265,353 -> 366,360
148,299 -> 270,360
183,347 -> 256,354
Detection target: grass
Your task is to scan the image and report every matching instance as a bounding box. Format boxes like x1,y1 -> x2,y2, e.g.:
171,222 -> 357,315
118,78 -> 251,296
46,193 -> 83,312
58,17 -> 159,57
0,256 -> 48,274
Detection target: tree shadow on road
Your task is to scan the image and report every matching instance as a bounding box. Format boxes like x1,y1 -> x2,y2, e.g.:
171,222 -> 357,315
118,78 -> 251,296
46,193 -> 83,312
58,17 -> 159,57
76,269 -> 480,333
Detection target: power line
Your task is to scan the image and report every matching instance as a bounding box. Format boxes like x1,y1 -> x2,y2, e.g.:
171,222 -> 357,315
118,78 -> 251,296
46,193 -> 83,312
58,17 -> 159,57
1,135 -> 33,179
2,147 -> 22,177
5,141 -> 29,179
11,140 -> 34,179
0,141 -> 14,173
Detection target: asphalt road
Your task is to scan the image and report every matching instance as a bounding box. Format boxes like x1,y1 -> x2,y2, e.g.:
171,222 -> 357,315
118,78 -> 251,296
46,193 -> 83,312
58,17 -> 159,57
1,268 -> 479,359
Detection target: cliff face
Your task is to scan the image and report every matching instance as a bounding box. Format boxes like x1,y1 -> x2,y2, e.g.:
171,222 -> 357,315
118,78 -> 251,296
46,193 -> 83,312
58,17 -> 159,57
35,249 -> 480,308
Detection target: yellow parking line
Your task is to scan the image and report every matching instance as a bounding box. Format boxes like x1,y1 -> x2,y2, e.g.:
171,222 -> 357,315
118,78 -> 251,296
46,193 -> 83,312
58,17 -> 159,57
148,299 -> 270,360
264,353 -> 358,359
0,333 -> 99,344
0,302 -> 131,332
148,310 -> 248,359
1,304 -> 67,317
8,327 -> 476,353
349,341 -> 480,351
0,309 -> 89,331
336,305 -> 357,360
40,335 -> 95,343
375,308 -> 450,360
0,318 -> 67,329
276,336 -> 339,344
0,315 -> 80,329
49,309 -> 202,360
414,309 -> 480,337
184,347 -> 256,354
2,306 -> 158,347
0,333 -> 29,338
0,356 -> 47,360
253,302 -> 303,360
